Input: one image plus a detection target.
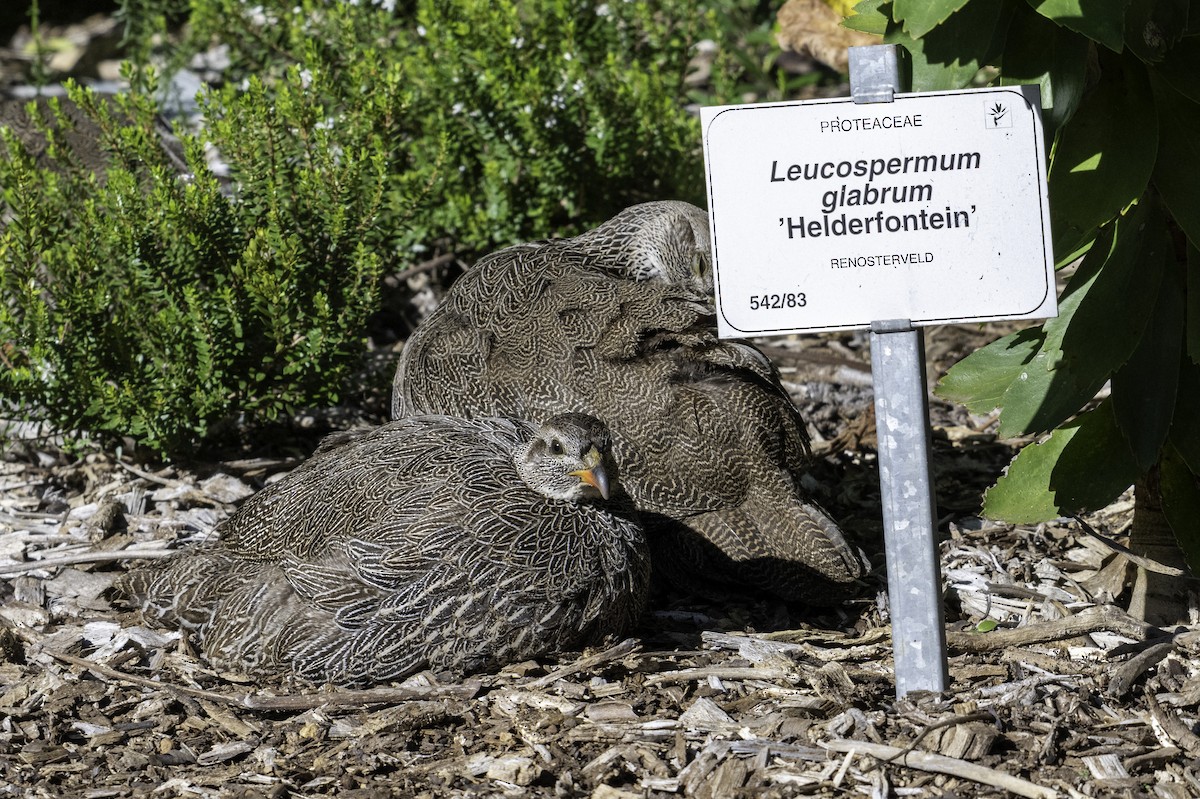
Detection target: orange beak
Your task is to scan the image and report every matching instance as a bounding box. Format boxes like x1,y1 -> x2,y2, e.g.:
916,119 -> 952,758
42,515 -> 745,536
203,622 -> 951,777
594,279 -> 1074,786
568,446 -> 611,500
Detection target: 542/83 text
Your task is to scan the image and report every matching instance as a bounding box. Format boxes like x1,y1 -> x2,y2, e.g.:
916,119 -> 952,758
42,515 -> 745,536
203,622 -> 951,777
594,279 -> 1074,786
749,293 -> 807,310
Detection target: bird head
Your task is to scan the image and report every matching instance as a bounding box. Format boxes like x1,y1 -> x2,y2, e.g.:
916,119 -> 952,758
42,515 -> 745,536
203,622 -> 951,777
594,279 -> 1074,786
578,201 -> 714,296
515,413 -> 618,502
627,202 -> 713,295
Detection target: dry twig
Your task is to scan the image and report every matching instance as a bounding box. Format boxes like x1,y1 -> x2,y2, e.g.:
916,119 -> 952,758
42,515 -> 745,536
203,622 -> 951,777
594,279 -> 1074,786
41,649 -> 481,711
1146,691 -> 1200,758
645,666 -> 796,685
1073,515 -> 1189,578
0,547 -> 175,576
946,605 -> 1159,653
824,738 -> 1058,799
1105,641 -> 1175,698
517,638 -> 641,690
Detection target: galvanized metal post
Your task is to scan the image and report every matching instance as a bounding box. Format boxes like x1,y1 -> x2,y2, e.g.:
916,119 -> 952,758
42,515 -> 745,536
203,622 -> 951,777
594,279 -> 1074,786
850,45 -> 949,696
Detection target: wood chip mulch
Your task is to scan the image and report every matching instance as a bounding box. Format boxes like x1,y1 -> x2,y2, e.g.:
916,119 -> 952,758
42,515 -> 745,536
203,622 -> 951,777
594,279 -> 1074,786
3,329 -> 1199,798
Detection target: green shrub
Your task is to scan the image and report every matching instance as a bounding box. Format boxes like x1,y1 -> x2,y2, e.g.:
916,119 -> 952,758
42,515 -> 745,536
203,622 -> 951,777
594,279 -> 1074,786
124,0 -> 804,252
0,64 -> 395,455
1,0 -> 810,456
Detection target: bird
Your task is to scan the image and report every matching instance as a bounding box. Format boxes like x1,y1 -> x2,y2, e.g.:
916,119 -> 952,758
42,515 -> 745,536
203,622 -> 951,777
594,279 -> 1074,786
116,413 -> 649,685
392,201 -> 865,602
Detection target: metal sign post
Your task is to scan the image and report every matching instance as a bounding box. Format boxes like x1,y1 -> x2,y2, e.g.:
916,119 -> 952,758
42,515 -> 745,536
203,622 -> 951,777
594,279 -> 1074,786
851,46 -> 948,696
700,44 -> 1056,698
868,317 -> 947,696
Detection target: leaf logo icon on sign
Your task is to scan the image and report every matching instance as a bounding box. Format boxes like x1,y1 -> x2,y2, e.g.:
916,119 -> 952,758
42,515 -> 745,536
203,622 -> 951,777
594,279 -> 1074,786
987,102 -> 1011,129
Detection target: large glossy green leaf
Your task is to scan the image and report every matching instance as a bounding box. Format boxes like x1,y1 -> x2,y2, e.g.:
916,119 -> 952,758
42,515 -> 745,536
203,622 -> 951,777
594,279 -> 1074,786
887,1 -> 1012,90
1161,444 -> 1200,572
999,6 -> 1090,133
1048,54 -> 1157,261
997,203 -> 1167,438
1169,356 -> 1200,475
1155,35 -> 1200,103
934,327 -> 1041,414
1189,243 -> 1200,364
1027,0 -> 1130,52
1151,74 -> 1200,248
984,398 -> 1140,522
894,0 -> 970,38
1110,259 -> 1185,470
1124,0 -> 1189,63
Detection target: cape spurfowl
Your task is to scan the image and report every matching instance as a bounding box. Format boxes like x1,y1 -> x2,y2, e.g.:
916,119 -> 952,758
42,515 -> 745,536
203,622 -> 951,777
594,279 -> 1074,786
393,201 -> 865,602
118,414 -> 649,685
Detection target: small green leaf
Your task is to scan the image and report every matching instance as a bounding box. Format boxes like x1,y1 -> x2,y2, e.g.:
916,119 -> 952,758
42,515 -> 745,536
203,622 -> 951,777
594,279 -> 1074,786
934,327 -> 1041,414
1110,253 -> 1185,470
845,0 -> 891,35
1048,54 -> 1157,261
975,618 -> 999,633
999,7 -> 1090,133
887,1 -> 1011,90
894,0 -> 970,39
1161,444 -> 1200,573
1028,0 -> 1131,52
1151,73 -> 1200,248
984,399 -> 1140,523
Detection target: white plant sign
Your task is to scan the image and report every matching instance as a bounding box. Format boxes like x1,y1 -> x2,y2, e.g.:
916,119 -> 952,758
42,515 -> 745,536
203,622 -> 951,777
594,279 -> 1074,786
702,86 -> 1056,337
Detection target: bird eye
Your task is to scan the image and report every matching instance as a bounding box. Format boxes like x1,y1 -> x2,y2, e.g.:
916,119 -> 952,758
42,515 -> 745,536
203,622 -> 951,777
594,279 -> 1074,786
549,439 -> 565,456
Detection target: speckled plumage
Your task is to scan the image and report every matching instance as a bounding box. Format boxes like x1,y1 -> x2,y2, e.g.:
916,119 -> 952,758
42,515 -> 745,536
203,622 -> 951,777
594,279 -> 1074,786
117,414 -> 649,685
393,201 -> 865,602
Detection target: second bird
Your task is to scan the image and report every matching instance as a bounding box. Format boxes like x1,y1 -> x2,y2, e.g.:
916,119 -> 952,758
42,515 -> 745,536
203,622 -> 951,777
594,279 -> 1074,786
393,201 -> 866,602
117,413 -> 648,685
